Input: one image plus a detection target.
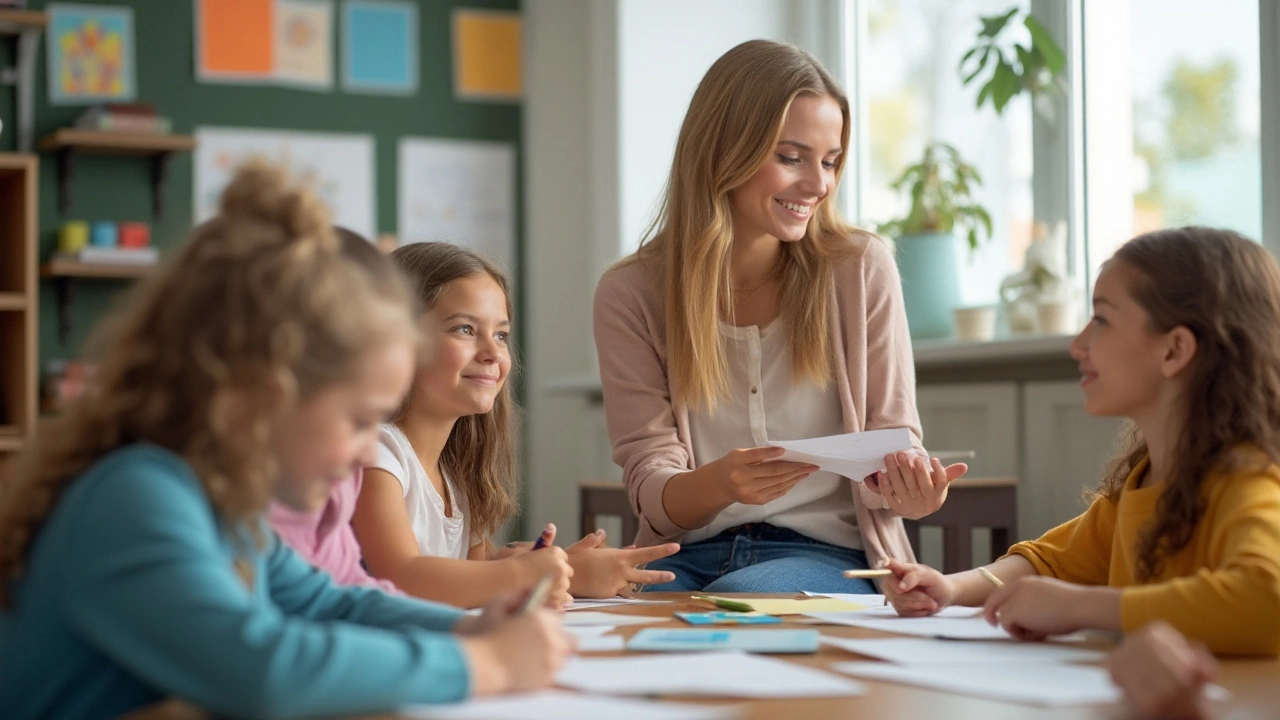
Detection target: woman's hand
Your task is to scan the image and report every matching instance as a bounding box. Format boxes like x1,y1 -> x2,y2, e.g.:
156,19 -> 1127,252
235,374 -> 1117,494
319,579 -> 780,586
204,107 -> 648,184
710,446 -> 818,506
881,558 -> 958,616
565,530 -> 680,597
1109,622 -> 1218,720
862,452 -> 966,519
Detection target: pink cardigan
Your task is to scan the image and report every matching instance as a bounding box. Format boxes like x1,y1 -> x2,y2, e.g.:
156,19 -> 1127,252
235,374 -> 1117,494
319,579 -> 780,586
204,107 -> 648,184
592,235 -> 922,567
269,470 -> 401,594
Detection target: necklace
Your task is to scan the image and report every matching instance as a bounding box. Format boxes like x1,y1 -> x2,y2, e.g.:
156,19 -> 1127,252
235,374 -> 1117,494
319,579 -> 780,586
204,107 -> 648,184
731,267 -> 780,305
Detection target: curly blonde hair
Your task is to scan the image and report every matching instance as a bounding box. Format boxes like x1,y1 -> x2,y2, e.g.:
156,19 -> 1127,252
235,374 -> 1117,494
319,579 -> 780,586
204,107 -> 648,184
0,161 -> 418,606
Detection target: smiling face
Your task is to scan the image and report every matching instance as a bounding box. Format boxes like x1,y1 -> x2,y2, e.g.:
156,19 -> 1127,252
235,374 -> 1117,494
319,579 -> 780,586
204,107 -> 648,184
407,273 -> 512,422
273,339 -> 416,511
728,93 -> 844,244
1070,261 -> 1177,420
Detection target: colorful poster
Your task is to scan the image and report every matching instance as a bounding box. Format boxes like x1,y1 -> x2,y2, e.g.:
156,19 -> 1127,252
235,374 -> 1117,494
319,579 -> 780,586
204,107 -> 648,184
196,0 -> 274,82
195,127 -> 375,238
46,3 -> 136,105
452,9 -> 521,102
342,0 -> 417,95
275,0 -> 333,88
398,137 -> 516,272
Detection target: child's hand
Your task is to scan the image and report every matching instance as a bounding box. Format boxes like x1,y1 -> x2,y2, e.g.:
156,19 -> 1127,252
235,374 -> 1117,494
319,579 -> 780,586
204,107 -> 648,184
459,604 -> 574,695
509,526 -> 573,608
982,576 -> 1090,640
564,530 -> 680,597
881,558 -> 956,615
862,453 -> 967,519
1108,621 -> 1217,720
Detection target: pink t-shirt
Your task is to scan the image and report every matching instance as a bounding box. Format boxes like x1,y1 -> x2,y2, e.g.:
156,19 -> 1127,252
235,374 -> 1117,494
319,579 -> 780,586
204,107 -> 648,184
269,470 -> 401,594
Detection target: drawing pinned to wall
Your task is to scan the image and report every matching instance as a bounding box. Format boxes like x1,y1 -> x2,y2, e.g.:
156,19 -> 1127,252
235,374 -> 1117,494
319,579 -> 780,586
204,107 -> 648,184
452,9 -> 520,102
196,0 -> 274,83
195,127 -> 375,238
342,0 -> 417,95
46,3 -> 136,105
275,0 -> 333,89
399,137 -> 516,272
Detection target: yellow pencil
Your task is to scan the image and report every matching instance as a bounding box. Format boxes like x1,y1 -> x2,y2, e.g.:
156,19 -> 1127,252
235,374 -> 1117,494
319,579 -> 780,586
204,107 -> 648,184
843,568 -> 893,579
977,566 -> 1005,588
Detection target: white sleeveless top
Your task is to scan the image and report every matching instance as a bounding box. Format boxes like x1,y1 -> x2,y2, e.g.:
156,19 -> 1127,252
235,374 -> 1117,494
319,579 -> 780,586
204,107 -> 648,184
685,319 -> 862,549
370,424 -> 470,559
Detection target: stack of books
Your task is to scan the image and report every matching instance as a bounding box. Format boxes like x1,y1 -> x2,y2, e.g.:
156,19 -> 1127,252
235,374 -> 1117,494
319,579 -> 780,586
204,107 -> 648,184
57,246 -> 159,265
74,103 -> 172,135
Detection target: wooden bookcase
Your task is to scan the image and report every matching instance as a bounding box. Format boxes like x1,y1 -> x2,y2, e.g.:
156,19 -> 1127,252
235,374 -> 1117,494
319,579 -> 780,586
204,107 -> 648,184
0,153 -> 37,468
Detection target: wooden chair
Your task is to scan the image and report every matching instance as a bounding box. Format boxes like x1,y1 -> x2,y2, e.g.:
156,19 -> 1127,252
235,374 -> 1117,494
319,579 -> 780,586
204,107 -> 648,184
902,477 -> 1018,574
579,481 -> 639,544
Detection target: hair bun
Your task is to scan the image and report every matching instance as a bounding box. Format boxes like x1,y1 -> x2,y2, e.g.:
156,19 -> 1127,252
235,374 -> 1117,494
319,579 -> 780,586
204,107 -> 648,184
218,158 -> 331,242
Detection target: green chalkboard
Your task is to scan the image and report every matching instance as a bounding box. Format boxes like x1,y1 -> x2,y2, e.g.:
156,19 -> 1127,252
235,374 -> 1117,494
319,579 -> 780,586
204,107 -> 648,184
0,0 -> 522,370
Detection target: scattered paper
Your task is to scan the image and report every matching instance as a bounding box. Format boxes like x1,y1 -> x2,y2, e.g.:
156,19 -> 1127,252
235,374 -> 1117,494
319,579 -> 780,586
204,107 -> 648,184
567,597 -> 673,611
561,612 -> 666,627
575,635 -> 625,653
564,626 -> 614,640
805,606 -> 1014,640
771,428 -> 913,481
400,690 -> 740,720
557,652 -> 864,698
822,636 -> 1107,665
804,591 -> 886,605
832,661 -> 1122,706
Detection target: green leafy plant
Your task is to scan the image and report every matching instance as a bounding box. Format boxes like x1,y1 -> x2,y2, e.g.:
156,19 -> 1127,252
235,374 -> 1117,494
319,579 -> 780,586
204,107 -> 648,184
878,142 -> 993,252
959,7 -> 1065,117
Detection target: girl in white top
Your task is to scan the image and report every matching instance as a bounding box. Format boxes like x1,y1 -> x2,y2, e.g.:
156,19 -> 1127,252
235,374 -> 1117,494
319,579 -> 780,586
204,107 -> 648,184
354,242 -> 680,608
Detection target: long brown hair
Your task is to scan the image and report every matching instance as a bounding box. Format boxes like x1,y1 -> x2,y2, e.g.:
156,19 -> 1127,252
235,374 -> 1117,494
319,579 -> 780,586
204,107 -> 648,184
387,242 -> 519,540
0,161 -> 418,606
622,39 -> 870,410
1095,227 -> 1280,580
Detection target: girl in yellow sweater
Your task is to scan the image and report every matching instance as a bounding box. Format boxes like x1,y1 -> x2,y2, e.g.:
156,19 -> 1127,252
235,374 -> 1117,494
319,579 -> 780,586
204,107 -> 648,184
883,227 -> 1280,656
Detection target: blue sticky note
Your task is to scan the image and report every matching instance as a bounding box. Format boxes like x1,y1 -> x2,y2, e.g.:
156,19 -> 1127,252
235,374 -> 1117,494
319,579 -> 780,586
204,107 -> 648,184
342,1 -> 418,94
675,611 -> 783,625
626,628 -> 820,654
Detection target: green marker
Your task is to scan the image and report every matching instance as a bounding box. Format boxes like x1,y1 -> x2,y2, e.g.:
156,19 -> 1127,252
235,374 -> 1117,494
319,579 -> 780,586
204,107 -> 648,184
690,595 -> 754,612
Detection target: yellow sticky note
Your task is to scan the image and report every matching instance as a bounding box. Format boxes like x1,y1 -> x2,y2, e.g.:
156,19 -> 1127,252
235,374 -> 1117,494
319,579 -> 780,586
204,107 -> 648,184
739,597 -> 869,615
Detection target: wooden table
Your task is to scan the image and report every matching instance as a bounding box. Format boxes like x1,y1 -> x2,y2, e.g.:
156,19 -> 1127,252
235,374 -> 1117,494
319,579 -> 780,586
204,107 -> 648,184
125,593 -> 1280,720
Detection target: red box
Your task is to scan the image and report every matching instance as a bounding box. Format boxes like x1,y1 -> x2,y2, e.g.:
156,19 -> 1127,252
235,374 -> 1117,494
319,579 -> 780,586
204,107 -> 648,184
118,222 -> 151,249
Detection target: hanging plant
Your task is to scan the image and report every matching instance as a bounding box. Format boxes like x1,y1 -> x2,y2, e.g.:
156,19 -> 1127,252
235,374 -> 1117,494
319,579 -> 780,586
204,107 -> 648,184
959,7 -> 1066,119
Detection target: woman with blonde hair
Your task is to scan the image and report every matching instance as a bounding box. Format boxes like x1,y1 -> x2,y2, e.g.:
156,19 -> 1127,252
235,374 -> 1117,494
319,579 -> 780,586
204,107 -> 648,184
593,39 -> 966,593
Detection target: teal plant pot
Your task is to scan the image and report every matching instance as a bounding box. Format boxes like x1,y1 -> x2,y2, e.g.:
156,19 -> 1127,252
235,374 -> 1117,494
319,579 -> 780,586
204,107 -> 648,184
894,231 -> 960,340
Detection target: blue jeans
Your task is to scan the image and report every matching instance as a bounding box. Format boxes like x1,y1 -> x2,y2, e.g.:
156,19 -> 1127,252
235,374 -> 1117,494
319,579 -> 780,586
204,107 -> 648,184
643,524 -> 877,594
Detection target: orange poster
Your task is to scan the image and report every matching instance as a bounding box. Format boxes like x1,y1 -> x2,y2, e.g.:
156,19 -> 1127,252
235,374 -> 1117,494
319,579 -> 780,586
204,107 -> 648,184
452,9 -> 521,101
198,0 -> 274,80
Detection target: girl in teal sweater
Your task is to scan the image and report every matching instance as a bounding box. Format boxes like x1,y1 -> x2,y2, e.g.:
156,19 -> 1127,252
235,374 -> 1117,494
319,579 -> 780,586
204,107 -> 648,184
0,161 -> 570,720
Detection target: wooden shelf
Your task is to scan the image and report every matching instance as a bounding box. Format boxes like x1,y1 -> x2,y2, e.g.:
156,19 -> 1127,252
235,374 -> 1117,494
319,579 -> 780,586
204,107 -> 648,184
38,130 -> 196,156
39,131 -> 196,219
0,292 -> 26,311
42,259 -> 155,279
0,9 -> 48,35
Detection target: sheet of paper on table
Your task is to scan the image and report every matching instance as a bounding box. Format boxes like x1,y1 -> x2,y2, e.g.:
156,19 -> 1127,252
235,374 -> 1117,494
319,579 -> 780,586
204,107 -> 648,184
556,651 -> 865,698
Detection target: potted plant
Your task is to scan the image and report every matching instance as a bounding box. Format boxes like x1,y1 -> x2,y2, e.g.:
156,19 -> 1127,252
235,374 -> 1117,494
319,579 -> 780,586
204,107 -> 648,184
959,6 -> 1066,121
878,142 -> 992,340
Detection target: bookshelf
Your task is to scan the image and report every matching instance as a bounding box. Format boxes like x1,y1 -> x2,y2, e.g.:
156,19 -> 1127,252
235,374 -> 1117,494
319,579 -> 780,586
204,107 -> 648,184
40,259 -> 155,343
0,153 -> 38,465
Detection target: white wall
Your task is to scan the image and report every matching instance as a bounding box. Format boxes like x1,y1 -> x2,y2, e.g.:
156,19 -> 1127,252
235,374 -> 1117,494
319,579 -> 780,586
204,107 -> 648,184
523,0 -> 837,543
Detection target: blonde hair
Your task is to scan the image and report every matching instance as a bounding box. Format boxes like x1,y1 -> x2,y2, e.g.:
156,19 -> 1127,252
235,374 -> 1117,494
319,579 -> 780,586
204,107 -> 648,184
624,39 -> 869,410
0,161 -> 419,606
388,242 -> 520,541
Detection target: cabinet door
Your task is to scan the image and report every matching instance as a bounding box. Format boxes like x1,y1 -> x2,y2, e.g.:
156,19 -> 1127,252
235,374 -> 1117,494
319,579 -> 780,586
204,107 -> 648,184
916,383 -> 1019,478
1022,381 -> 1126,540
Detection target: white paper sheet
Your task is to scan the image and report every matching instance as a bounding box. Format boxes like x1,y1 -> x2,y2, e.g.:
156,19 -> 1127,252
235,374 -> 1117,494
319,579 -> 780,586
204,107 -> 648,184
398,137 -> 516,271
803,591 -> 887,605
193,127 -> 375,238
566,597 -> 674,610
400,690 -> 740,720
805,606 -> 1014,640
771,428 -> 913,481
564,625 -> 614,639
575,635 -> 625,652
822,636 -> 1107,665
560,611 -> 666,627
556,651 -> 864,698
832,661 -> 1123,706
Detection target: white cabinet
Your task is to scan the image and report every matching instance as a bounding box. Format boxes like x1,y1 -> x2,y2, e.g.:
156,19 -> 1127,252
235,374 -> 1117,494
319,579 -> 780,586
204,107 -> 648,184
916,383 -> 1019,479
1021,380 -> 1126,539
